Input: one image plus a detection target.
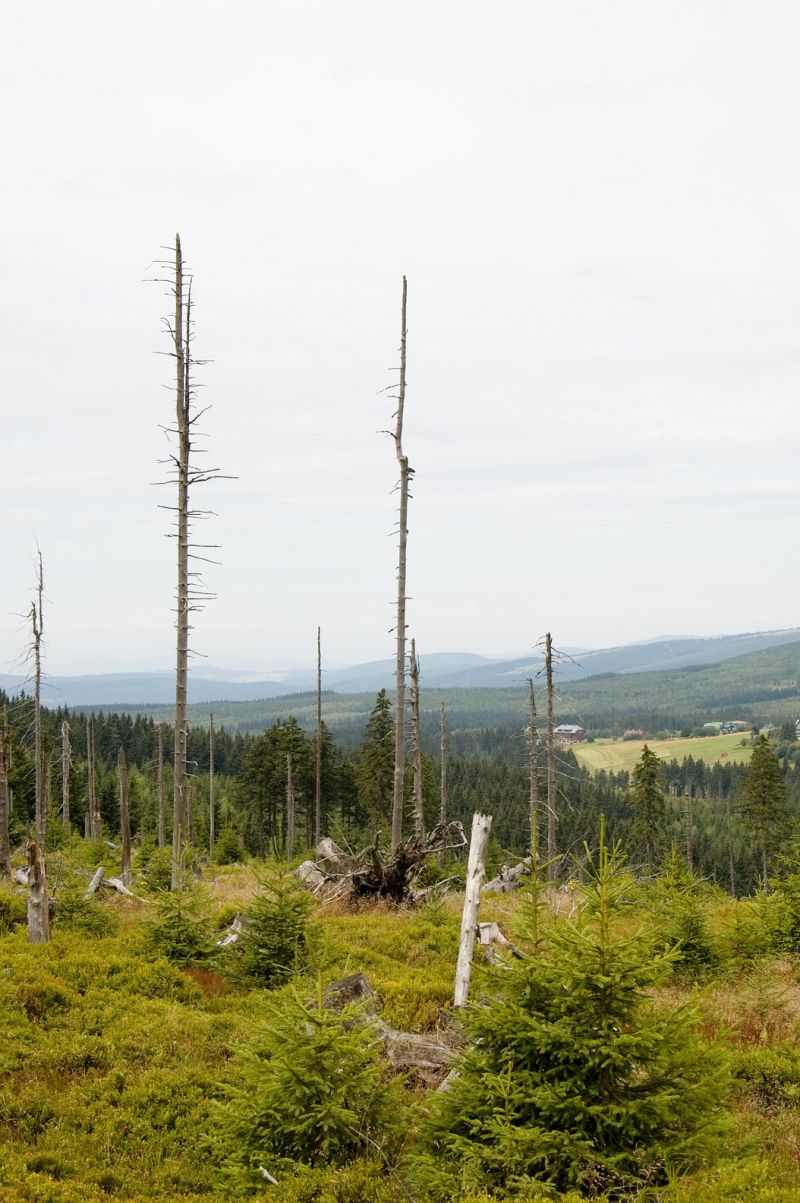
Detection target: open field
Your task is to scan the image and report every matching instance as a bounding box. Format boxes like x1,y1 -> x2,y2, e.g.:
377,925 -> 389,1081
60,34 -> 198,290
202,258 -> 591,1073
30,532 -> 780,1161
573,731 -> 756,773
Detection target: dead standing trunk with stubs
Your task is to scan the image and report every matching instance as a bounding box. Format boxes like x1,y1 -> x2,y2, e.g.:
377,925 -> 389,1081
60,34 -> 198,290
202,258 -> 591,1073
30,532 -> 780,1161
545,632 -> 557,886
61,720 -> 71,832
391,277 -> 412,851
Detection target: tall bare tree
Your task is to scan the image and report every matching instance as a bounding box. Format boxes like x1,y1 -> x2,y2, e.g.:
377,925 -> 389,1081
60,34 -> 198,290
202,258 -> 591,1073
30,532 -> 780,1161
61,720 -> 71,832
409,639 -> 424,841
528,679 -> 539,862
118,747 -> 131,886
390,277 -> 412,851
154,234 -> 227,888
208,712 -> 215,856
31,551 -> 45,849
0,709 -> 10,878
315,626 -> 323,843
545,632 -> 557,887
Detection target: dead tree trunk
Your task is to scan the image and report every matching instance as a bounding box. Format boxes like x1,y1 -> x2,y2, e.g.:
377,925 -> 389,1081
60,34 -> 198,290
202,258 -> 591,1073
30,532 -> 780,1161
27,837 -> 50,944
171,234 -> 189,890
0,712 -> 10,878
528,679 -> 539,862
208,712 -> 215,856
438,702 -> 447,869
61,720 -> 71,832
157,723 -> 165,849
545,632 -> 557,887
683,783 -> 693,873
31,552 -> 45,850
454,812 -> 493,1007
315,626 -> 323,843
391,277 -> 412,851
409,639 -> 424,841
186,778 -> 194,848
118,747 -> 131,886
286,752 -> 295,860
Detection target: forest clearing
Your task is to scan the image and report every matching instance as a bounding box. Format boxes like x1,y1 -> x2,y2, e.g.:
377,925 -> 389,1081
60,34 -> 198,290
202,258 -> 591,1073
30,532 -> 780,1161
573,733 -> 755,774
4,837 -> 800,1202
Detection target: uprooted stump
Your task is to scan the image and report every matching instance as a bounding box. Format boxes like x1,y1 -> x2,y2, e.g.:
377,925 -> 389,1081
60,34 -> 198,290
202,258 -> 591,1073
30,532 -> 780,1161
294,822 -> 467,905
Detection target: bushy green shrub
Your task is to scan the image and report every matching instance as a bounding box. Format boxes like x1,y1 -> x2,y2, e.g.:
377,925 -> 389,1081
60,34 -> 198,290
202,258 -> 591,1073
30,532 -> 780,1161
140,846 -> 174,892
214,827 -> 242,865
144,889 -> 215,966
212,985 -> 402,1193
0,886 -> 26,934
235,868 -> 313,988
412,825 -> 731,1201
53,888 -> 117,938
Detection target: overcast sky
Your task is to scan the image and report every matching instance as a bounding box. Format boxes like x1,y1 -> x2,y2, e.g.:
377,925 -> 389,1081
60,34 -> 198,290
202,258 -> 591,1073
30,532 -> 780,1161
2,1 -> 799,676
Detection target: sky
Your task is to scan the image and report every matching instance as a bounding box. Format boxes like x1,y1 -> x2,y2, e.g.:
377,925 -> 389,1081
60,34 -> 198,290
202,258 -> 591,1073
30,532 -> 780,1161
2,1 -> 799,676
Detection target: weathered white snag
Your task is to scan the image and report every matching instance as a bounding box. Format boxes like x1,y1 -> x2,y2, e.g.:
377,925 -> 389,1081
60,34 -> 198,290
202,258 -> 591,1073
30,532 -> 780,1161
85,865 -> 106,896
453,812 -> 492,1008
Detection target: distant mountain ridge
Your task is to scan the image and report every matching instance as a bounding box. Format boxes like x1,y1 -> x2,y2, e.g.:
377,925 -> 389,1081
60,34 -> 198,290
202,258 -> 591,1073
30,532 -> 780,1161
1,628 -> 798,707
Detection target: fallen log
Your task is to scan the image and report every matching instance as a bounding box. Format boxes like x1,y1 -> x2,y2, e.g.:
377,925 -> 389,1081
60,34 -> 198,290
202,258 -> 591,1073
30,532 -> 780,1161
216,915 -> 243,947
85,866 -> 106,897
478,920 -> 522,962
14,868 -> 29,887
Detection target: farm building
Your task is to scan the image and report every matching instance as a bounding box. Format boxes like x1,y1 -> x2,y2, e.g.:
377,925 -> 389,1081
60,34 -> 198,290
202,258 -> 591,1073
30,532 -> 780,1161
553,724 -> 587,744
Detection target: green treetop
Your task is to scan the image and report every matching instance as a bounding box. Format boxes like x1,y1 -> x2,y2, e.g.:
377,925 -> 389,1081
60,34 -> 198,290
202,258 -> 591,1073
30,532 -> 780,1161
737,734 -> 790,887
629,743 -> 666,872
357,690 -> 395,828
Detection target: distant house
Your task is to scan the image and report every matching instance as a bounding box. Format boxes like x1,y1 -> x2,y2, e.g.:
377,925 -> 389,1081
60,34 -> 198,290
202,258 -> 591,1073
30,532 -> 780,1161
720,720 -> 750,734
554,724 -> 586,744
623,728 -> 647,740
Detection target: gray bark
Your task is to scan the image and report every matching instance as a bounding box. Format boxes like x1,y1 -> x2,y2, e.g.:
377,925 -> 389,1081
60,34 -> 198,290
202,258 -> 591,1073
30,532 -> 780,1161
391,277 -> 411,851
27,837 -> 50,944
172,233 -> 189,890
453,812 -> 492,1008
32,553 -> 45,849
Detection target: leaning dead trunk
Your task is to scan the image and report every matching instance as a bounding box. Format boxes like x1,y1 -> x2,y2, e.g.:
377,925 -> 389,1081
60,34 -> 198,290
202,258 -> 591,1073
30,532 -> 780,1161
118,747 -> 132,886
27,837 -> 50,944
391,277 -> 411,851
454,812 -> 492,1008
